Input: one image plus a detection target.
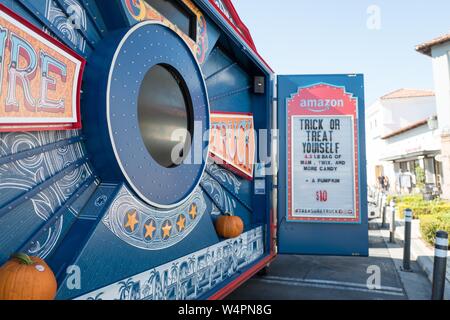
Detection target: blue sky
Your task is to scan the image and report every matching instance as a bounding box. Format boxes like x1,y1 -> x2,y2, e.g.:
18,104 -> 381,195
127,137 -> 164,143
232,0 -> 450,104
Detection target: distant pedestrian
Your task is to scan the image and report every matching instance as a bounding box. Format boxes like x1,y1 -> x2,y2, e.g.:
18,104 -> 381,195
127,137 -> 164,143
378,175 -> 385,190
383,176 -> 390,192
400,171 -> 413,194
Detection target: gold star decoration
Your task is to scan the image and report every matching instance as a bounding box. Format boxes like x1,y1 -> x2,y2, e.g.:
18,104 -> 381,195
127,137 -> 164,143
189,203 -> 197,220
124,210 -> 139,232
176,215 -> 186,231
144,220 -> 156,240
161,221 -> 172,239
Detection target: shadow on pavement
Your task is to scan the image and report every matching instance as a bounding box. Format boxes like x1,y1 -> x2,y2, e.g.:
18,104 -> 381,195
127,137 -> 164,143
226,222 -> 432,300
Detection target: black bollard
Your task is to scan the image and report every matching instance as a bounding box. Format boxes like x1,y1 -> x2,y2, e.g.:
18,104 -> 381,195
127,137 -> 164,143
431,231 -> 448,300
381,194 -> 387,228
402,209 -> 412,272
389,200 -> 396,243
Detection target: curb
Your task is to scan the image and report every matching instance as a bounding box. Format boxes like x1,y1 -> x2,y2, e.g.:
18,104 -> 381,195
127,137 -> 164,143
391,219 -> 450,300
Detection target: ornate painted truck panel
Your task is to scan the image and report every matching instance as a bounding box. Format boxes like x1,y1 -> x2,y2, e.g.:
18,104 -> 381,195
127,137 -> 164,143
0,0 -> 275,300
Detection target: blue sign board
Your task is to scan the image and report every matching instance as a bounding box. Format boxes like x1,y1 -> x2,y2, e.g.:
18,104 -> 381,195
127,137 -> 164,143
277,74 -> 369,256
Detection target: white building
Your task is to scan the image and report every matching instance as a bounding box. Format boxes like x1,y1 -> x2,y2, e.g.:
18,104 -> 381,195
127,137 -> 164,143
366,89 -> 441,194
416,33 -> 450,198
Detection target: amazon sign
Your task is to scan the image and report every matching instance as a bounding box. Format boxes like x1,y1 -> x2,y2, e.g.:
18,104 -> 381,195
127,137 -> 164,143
0,5 -> 85,132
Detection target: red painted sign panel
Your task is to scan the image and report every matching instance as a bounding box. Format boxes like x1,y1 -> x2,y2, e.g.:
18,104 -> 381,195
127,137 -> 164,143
0,4 -> 85,132
287,83 -> 360,223
124,0 -> 209,64
209,112 -> 256,180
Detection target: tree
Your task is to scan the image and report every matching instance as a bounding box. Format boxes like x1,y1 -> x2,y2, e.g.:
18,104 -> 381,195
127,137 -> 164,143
415,165 -> 426,191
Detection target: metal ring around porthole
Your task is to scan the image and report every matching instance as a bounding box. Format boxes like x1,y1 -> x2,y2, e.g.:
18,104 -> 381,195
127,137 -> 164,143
83,21 -> 210,209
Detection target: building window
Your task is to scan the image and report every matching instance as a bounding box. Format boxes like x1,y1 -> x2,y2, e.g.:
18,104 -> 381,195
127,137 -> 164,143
145,0 -> 197,40
399,161 -> 407,172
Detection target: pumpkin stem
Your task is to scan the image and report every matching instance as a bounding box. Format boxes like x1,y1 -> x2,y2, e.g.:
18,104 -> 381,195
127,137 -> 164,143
224,212 -> 234,216
11,253 -> 34,265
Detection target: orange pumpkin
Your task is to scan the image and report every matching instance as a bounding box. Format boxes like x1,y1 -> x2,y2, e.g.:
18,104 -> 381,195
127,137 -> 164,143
0,253 -> 57,300
215,212 -> 244,239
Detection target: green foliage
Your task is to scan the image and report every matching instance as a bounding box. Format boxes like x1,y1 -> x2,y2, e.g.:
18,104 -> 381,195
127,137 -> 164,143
390,194 -> 450,247
387,194 -> 421,205
386,194 -> 395,204
415,165 -> 426,191
398,195 -> 423,203
389,194 -> 450,219
431,203 -> 450,215
420,213 -> 450,247
397,202 -> 430,219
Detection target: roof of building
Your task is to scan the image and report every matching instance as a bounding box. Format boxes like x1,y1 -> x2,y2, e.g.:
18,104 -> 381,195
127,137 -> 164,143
416,33 -> 450,56
381,118 -> 430,140
380,88 -> 435,100
380,149 -> 440,162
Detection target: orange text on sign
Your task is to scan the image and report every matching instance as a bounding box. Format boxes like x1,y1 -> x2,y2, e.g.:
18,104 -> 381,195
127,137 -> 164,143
0,7 -> 82,129
209,112 -> 256,180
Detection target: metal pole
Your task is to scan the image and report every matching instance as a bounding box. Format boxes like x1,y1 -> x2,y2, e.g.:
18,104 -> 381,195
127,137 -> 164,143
381,193 -> 387,228
377,191 -> 381,218
271,84 -> 278,255
402,208 -> 412,272
389,200 -> 396,243
432,231 -> 448,300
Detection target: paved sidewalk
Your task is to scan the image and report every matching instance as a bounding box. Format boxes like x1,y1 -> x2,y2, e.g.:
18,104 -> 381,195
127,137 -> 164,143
386,214 -> 450,299
227,222 -> 432,300
375,223 -> 432,300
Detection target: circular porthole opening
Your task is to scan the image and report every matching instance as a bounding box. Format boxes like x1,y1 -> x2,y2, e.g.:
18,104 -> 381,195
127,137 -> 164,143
138,64 -> 194,168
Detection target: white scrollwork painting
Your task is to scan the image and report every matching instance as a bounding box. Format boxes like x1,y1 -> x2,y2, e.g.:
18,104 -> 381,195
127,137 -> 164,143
0,130 -> 93,258
76,227 -> 264,300
201,161 -> 242,215
45,0 -> 87,53
207,161 -> 242,194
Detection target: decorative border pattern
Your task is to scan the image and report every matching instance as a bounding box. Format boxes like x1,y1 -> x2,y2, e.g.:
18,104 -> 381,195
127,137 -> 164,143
76,226 -> 264,300
102,185 -> 207,251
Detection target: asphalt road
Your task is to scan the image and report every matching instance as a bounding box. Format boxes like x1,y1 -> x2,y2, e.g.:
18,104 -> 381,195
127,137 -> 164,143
227,222 -> 431,300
